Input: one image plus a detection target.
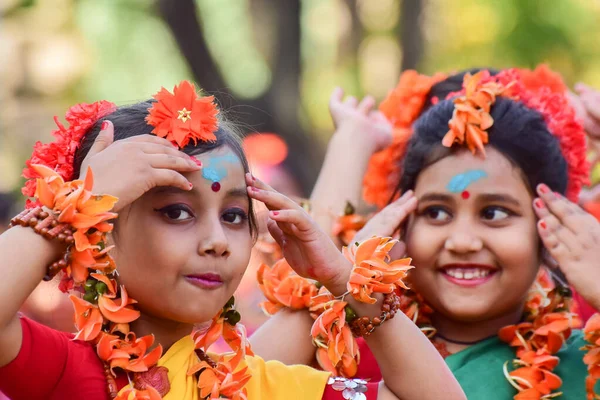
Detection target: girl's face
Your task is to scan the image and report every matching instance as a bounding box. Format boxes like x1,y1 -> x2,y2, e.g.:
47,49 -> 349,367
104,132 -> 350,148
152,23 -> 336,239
112,146 -> 253,324
405,148 -> 540,323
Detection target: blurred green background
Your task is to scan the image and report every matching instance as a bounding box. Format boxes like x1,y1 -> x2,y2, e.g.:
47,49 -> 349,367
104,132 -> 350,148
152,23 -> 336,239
2,0 -> 600,201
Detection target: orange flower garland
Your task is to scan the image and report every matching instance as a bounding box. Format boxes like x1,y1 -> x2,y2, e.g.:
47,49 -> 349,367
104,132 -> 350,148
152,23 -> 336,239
257,236 -> 413,378
189,298 -> 253,399
582,314 -> 600,399
363,70 -> 446,209
499,278 -> 581,400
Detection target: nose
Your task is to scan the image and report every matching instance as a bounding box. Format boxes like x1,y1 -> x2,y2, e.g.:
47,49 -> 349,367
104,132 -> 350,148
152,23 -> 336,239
444,220 -> 483,254
198,218 -> 230,258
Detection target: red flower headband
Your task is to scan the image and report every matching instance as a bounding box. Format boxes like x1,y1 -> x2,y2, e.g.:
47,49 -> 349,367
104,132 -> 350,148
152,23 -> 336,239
22,81 -> 219,208
363,65 -> 589,206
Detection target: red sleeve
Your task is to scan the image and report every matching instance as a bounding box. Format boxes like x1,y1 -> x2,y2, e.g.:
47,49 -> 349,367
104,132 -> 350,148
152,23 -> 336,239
354,338 -> 382,382
0,316 -> 109,400
322,377 -> 379,400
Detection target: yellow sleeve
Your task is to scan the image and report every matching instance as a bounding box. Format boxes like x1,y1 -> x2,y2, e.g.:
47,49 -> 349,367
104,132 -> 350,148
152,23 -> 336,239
244,355 -> 330,400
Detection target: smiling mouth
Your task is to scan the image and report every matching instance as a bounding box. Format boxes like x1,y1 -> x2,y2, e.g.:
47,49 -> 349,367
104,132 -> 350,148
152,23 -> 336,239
184,273 -> 224,290
440,264 -> 497,286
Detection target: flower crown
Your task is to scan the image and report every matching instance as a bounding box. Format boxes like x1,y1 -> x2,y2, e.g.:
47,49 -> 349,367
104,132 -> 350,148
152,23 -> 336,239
363,65 -> 589,207
21,81 -> 218,208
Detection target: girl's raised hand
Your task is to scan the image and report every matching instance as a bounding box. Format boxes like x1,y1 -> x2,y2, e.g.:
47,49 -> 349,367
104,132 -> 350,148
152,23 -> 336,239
534,184 -> 600,309
247,174 -> 351,295
329,87 -> 393,153
352,191 -> 417,257
79,121 -> 201,212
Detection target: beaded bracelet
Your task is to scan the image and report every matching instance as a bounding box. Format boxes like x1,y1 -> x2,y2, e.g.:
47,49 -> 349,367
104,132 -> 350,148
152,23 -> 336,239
10,206 -> 73,281
348,292 -> 401,338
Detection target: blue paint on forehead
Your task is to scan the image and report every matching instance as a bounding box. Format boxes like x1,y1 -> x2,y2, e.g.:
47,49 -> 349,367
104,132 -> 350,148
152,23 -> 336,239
446,169 -> 488,193
201,153 -> 239,183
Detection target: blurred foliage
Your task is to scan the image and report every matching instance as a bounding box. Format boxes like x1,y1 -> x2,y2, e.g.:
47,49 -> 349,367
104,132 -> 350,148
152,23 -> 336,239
1,0 -> 600,195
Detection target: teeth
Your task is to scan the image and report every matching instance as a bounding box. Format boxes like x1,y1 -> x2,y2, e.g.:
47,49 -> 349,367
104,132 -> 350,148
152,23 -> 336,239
444,268 -> 491,280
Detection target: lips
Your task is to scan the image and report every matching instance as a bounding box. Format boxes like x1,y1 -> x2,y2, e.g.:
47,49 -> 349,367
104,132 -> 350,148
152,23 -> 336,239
184,273 -> 224,290
439,263 -> 497,287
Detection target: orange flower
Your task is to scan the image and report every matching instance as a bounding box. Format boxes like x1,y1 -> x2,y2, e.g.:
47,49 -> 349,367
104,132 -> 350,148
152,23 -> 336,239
114,386 -> 162,400
70,295 -> 104,341
311,300 -> 359,377
257,258 -> 317,315
188,352 -> 251,400
192,312 -> 253,356
343,237 -> 413,304
332,214 -> 367,246
146,80 -> 218,148
441,71 -> 510,156
97,333 -> 163,374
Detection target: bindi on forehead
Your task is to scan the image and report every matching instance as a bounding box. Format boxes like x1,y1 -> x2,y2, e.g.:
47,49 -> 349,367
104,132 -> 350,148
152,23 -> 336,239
201,153 -> 240,192
446,169 -> 488,199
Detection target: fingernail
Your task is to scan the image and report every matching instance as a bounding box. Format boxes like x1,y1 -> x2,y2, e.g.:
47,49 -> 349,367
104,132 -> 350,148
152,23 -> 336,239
539,184 -> 550,194
554,192 -> 561,199
101,121 -> 108,130
271,211 -> 279,216
539,220 -> 547,230
188,182 -> 193,189
534,199 -> 545,209
191,156 -> 202,167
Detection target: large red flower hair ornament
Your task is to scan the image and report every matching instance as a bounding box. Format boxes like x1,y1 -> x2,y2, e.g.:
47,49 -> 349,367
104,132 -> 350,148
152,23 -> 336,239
145,80 -> 219,148
21,101 -> 116,208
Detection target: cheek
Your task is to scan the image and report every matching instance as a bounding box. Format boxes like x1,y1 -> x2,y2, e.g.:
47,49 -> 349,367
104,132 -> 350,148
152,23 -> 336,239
405,220 -> 443,267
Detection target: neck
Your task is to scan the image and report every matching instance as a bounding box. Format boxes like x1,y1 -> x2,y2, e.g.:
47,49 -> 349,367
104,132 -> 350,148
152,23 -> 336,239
131,313 -> 196,352
432,305 -> 523,354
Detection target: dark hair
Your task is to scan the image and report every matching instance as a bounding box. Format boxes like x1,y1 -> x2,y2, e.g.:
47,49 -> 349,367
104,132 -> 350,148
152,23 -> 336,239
395,71 -> 568,198
73,100 -> 258,239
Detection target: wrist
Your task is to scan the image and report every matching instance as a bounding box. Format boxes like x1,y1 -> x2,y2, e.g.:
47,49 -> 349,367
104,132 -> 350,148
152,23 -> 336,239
321,255 -> 352,297
330,122 -> 379,155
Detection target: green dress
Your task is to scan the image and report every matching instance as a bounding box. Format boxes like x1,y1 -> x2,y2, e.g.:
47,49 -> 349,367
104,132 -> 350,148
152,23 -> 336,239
446,330 -> 589,399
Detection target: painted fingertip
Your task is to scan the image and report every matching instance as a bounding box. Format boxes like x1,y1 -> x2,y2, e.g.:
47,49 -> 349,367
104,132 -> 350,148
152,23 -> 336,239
270,211 -> 279,217
188,182 -> 193,190
539,220 -> 547,230
553,192 -> 561,199
101,121 -> 109,131
190,156 -> 202,167
534,199 -> 545,209
538,184 -> 550,195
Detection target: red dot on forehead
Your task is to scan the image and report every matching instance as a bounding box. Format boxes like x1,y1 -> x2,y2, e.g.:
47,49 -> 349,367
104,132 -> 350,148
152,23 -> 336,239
211,182 -> 221,192
461,190 -> 470,199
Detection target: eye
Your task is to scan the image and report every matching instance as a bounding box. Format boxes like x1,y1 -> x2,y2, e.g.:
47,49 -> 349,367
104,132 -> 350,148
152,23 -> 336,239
156,205 -> 194,221
423,206 -> 452,222
481,206 -> 511,221
222,208 -> 248,225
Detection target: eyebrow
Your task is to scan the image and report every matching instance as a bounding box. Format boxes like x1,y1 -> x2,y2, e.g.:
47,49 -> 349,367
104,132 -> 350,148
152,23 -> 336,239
153,186 -> 249,199
419,192 -> 521,206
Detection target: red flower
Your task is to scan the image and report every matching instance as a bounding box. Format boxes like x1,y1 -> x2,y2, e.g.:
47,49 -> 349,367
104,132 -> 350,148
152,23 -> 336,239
146,80 -> 219,148
21,100 -> 116,208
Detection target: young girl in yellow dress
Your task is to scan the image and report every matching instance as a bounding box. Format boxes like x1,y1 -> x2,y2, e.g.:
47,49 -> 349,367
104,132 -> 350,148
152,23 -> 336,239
0,81 -> 464,400
254,67 -> 600,399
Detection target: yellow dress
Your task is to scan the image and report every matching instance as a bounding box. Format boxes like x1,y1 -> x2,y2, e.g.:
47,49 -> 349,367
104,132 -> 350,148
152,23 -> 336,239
117,335 -> 330,400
